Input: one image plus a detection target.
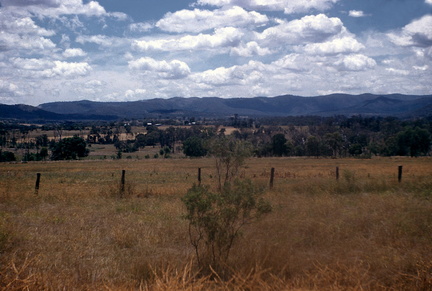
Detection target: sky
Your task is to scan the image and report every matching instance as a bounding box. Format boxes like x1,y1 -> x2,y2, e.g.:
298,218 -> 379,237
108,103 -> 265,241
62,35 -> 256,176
0,0 -> 431,106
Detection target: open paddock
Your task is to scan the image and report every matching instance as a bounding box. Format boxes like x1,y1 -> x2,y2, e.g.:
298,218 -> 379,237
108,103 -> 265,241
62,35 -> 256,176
0,157 -> 431,290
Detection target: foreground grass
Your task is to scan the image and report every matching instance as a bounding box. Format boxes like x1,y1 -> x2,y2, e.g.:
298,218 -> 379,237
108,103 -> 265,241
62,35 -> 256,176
0,157 -> 431,290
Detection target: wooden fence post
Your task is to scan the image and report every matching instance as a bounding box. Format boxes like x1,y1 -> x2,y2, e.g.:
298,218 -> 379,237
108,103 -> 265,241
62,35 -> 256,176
198,168 -> 201,186
34,173 -> 41,195
336,166 -> 340,181
270,168 -> 275,189
398,165 -> 403,183
120,170 -> 126,197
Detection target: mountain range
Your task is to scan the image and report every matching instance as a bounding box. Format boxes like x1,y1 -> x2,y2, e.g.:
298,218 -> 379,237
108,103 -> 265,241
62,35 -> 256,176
2,94 -> 432,121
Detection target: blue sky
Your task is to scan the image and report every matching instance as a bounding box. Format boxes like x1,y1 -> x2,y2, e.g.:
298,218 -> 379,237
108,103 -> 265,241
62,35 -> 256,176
0,0 -> 431,105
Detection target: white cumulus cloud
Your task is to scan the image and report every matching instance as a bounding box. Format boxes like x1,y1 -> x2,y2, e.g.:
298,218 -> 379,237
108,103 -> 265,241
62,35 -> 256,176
258,14 -> 344,45
272,54 -> 314,72
128,57 -> 191,79
303,36 -> 364,55
0,80 -> 21,96
0,11 -> 56,53
0,15 -> 55,36
0,0 -> 108,18
335,54 -> 376,71
129,22 -> 153,32
133,27 -> 243,52
349,10 -> 366,17
42,61 -> 92,78
12,58 -> 52,71
195,0 -> 339,14
156,6 -> 268,33
0,32 -> 56,53
63,48 -> 87,58
76,35 -> 127,48
230,41 -> 272,57
388,15 -> 432,47
125,89 -> 147,99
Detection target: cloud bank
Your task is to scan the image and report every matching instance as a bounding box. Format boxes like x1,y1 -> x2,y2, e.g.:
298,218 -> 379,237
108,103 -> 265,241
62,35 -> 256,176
0,0 -> 430,105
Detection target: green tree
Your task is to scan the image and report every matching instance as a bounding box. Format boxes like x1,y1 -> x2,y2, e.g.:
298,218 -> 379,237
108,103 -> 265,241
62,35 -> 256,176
183,136 -> 208,157
306,136 -> 321,157
383,127 -> 431,157
50,136 -> 89,160
271,133 -> 289,156
348,143 -> 363,156
39,147 -> 49,160
35,134 -> 49,148
325,132 -> 344,158
144,130 -> 160,147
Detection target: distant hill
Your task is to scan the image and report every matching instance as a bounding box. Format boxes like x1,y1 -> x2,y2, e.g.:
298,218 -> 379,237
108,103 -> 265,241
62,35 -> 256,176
0,104 -> 117,121
2,94 -> 431,121
38,94 -> 432,119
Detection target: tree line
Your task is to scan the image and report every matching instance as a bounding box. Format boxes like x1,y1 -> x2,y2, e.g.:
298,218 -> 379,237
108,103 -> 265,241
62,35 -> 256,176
0,115 -> 431,162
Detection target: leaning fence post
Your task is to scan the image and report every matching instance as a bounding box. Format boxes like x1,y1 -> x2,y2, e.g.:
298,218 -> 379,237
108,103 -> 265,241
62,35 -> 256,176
398,165 -> 403,183
198,168 -> 202,186
336,166 -> 340,181
120,170 -> 126,197
34,173 -> 41,195
270,168 -> 275,189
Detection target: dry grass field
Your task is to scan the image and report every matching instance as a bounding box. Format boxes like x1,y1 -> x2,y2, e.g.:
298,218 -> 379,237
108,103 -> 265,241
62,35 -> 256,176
0,157 -> 432,290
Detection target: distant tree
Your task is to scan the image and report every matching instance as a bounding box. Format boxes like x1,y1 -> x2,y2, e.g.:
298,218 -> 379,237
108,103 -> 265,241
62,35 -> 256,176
271,133 -> 289,156
183,136 -> 208,157
306,136 -> 321,158
396,127 -> 431,157
35,134 -> 49,148
0,150 -> 16,162
50,136 -> 89,160
145,131 -> 160,147
134,133 -> 146,149
325,132 -> 344,158
39,147 -> 49,160
348,143 -> 363,156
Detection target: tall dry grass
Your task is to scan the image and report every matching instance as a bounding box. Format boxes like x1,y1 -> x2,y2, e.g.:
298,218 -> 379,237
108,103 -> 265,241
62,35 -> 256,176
0,157 -> 431,290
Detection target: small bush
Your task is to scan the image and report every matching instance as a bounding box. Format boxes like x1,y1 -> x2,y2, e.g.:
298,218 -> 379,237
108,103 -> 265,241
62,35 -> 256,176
182,179 -> 271,273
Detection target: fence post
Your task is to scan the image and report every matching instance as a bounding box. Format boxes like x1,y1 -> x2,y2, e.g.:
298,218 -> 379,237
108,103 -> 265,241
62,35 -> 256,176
34,173 -> 41,195
336,166 -> 340,181
270,168 -> 275,189
398,165 -> 403,183
198,168 -> 201,186
120,170 -> 126,197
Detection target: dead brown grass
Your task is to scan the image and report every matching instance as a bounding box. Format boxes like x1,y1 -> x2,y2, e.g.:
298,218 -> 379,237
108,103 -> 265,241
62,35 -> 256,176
0,157 -> 431,290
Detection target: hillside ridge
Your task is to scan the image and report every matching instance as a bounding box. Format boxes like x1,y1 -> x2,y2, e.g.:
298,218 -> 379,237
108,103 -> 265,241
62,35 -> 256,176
2,94 -> 432,121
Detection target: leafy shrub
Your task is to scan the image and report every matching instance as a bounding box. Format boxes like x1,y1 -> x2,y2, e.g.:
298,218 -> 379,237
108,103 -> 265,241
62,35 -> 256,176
182,179 -> 271,273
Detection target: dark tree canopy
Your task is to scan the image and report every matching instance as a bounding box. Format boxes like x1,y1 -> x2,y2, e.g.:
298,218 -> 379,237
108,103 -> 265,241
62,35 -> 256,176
183,136 -> 208,157
50,136 -> 89,160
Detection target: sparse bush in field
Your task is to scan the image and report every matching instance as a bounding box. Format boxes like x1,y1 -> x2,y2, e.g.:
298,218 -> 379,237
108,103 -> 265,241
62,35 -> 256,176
182,179 -> 271,273
209,136 -> 252,190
